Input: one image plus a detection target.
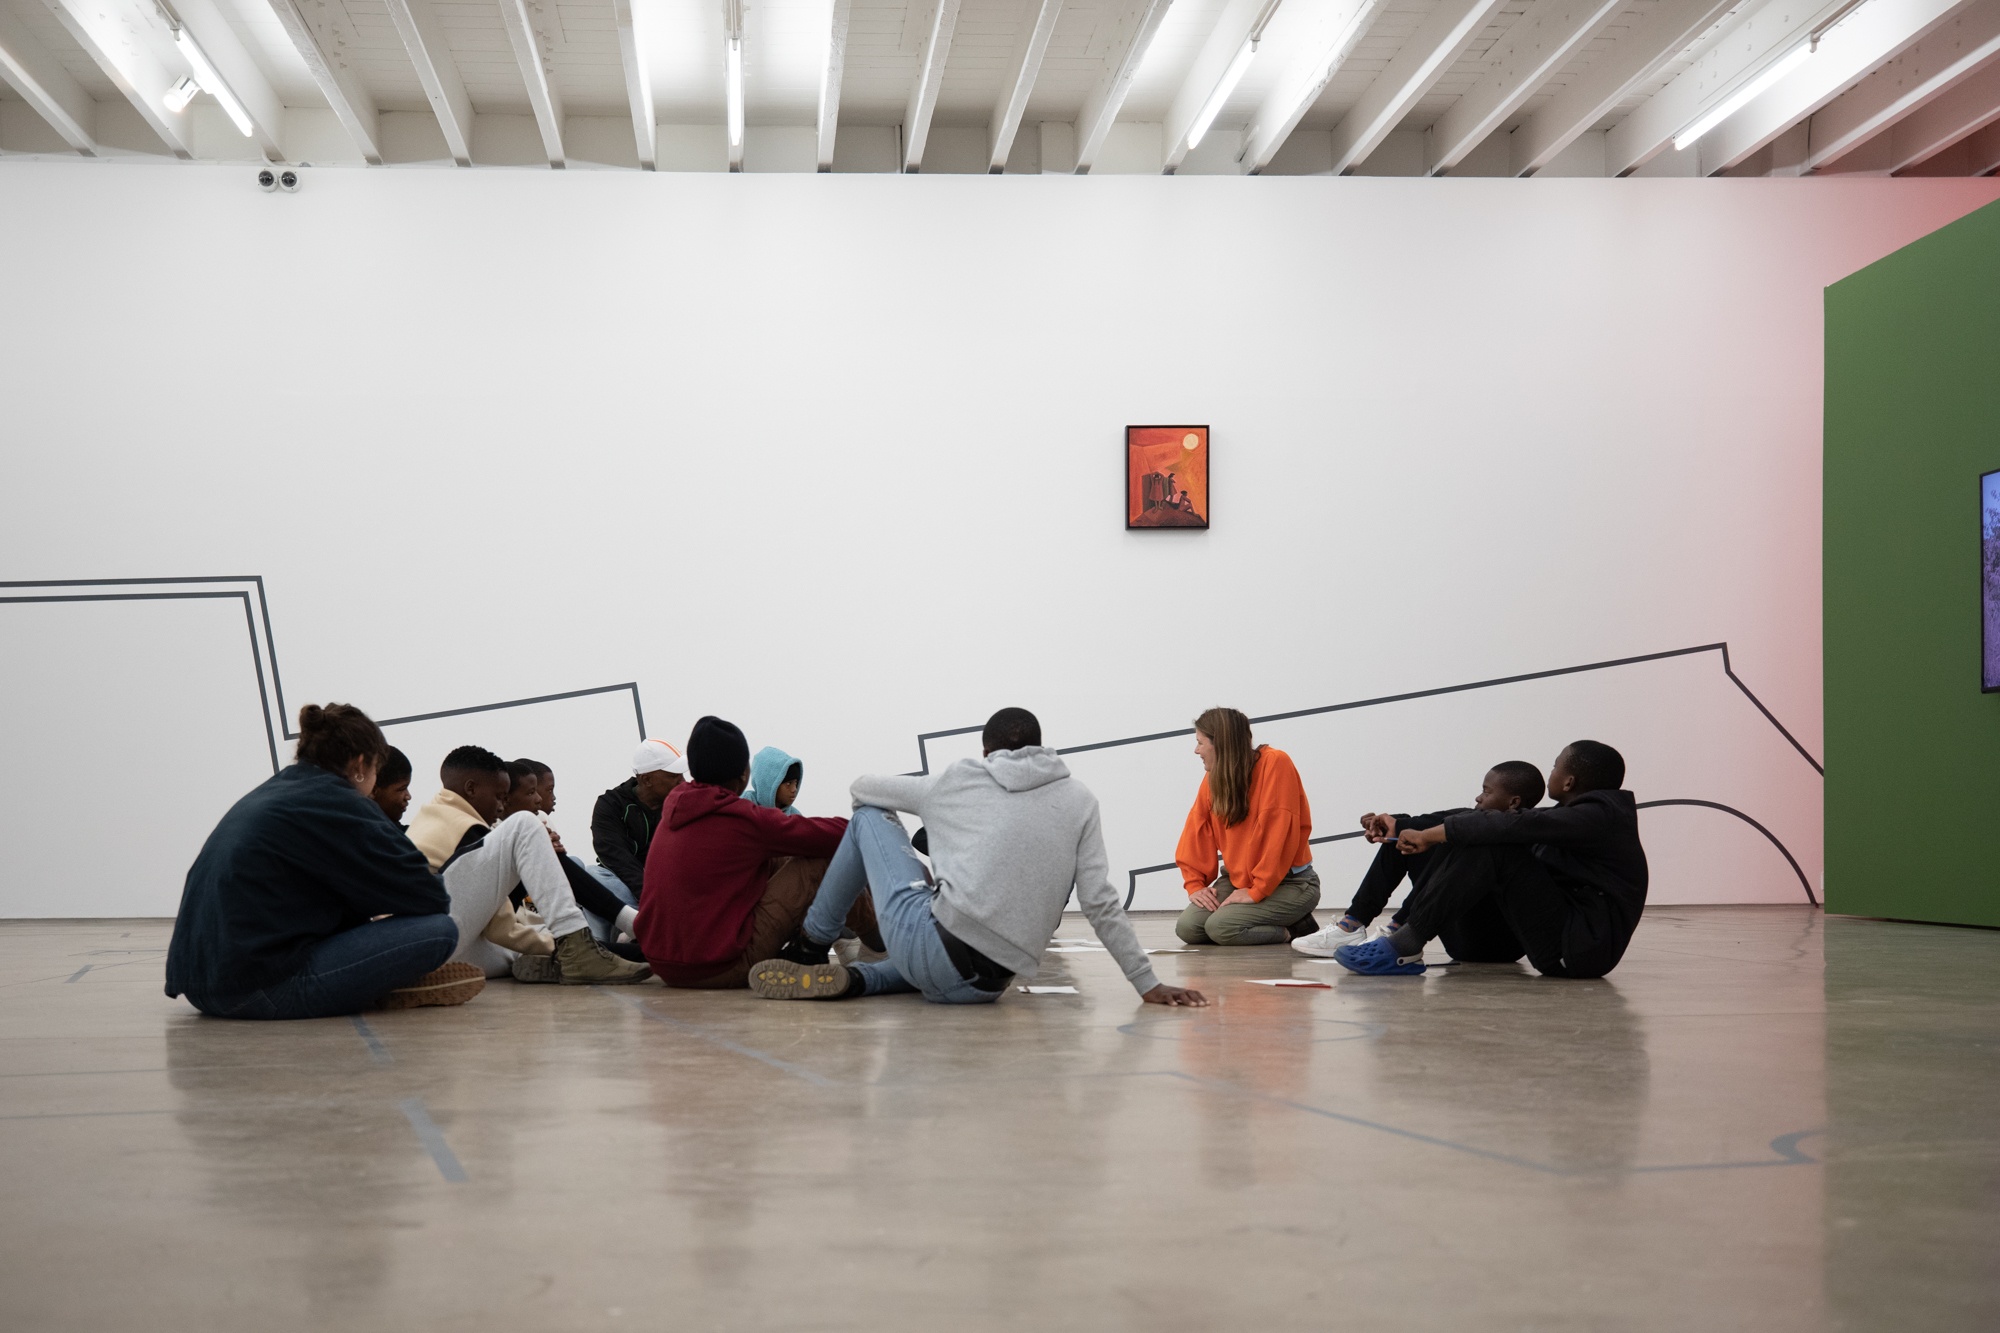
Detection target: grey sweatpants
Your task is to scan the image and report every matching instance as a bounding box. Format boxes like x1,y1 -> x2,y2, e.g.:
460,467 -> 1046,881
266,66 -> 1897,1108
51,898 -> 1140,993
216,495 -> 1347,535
441,811 -> 589,977
1175,867 -> 1322,946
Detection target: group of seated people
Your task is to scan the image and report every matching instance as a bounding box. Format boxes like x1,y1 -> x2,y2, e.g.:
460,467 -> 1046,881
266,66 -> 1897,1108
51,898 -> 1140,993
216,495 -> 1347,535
162,698 -> 1647,1020
1168,706 -> 1648,979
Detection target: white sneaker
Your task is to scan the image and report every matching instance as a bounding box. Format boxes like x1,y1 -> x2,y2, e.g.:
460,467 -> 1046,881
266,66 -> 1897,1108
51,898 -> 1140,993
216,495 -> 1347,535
1291,919 -> 1367,957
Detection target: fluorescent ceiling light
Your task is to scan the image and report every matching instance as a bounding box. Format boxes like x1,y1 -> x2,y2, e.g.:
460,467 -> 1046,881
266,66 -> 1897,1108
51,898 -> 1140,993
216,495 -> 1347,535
1674,40 -> 1812,150
1187,38 -> 1257,151
726,35 -> 743,148
171,26 -> 255,137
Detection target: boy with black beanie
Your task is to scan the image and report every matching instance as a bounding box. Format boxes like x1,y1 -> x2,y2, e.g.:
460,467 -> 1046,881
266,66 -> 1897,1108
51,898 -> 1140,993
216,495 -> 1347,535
636,716 -> 881,987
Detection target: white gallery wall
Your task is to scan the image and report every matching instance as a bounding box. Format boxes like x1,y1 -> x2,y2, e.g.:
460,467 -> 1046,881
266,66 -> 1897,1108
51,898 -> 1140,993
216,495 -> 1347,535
3,162 -> 1996,918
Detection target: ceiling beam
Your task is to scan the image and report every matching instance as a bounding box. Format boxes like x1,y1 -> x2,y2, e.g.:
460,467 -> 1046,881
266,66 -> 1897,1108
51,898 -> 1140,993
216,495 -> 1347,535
1163,0 -> 1265,171
1428,0 -> 1624,173
1820,56 -> 2000,169
1508,0 -> 1738,174
1239,0 -> 1392,172
1327,0 -> 1510,173
1697,0 -> 1984,171
817,0 -> 852,170
1879,53 -> 2000,169
989,0 -> 1061,172
265,0 -> 382,163
42,0 -> 195,157
0,2 -> 97,153
1800,0 -> 2000,171
611,0 -> 654,169
384,0 -> 473,166
1075,0 -> 1174,171
903,0 -> 961,170
1895,113 -> 2000,169
498,0 -> 564,167
173,0 -> 286,159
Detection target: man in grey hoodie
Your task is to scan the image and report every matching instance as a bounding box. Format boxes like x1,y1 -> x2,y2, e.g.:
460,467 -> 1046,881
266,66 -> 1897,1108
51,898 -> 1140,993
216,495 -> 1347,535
747,708 -> 1207,1007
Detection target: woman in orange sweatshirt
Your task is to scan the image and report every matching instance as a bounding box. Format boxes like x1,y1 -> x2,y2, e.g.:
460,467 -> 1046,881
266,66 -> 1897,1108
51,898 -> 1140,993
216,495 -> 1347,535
1174,707 -> 1322,946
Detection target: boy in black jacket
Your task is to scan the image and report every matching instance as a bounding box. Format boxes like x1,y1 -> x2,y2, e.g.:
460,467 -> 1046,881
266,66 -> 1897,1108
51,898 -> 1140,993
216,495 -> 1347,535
1292,759 -> 1545,960
1334,740 -> 1648,979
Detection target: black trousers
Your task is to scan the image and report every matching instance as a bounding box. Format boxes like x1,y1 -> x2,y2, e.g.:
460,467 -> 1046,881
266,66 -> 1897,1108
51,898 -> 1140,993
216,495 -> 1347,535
1401,844 -> 1633,978
510,854 -> 635,925
1346,840 -> 1438,925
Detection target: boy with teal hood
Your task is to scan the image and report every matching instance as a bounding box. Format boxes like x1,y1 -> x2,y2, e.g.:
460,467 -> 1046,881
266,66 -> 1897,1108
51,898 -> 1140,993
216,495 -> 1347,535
744,746 -> 804,815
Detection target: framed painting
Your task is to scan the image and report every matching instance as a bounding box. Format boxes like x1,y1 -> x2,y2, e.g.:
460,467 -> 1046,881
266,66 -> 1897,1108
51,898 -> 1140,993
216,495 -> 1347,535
1984,468 -> 2000,691
1127,425 -> 1209,529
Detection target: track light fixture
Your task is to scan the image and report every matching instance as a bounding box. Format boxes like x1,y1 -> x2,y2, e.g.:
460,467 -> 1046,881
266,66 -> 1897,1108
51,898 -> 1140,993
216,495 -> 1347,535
1672,0 -> 1874,151
1187,0 -> 1283,155
1673,40 -> 1813,151
155,1 -> 255,137
725,0 -> 744,150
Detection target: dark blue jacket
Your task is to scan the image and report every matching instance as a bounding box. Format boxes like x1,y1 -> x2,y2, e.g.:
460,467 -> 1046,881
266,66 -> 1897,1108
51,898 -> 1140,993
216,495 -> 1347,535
165,763 -> 450,1001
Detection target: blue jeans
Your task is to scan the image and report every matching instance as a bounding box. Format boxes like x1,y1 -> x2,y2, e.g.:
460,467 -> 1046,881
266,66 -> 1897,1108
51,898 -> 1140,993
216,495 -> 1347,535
576,860 -> 637,942
804,807 -> 1002,1005
188,915 -> 459,1020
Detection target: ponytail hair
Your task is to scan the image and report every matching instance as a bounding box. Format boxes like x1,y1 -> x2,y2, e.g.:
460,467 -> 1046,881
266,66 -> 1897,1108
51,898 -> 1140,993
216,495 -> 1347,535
294,703 -> 388,775
1194,706 -> 1256,827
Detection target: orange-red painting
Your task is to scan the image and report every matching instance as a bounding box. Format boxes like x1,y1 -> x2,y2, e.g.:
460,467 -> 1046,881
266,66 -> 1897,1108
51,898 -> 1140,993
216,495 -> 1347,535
1126,425 -> 1209,529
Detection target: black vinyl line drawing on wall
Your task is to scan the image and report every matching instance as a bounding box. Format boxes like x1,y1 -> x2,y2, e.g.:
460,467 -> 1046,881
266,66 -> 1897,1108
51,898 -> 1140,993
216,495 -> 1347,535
2,579 -> 1819,906
0,576 -> 648,775
904,642 -> 1823,908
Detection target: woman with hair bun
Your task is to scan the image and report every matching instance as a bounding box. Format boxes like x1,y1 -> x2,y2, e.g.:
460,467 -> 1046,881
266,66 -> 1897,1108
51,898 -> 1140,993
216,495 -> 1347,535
164,703 -> 481,1018
1173,707 -> 1322,946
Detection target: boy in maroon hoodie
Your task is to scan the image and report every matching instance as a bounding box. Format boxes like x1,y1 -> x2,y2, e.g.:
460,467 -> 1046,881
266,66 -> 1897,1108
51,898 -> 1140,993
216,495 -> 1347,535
637,716 -> 881,987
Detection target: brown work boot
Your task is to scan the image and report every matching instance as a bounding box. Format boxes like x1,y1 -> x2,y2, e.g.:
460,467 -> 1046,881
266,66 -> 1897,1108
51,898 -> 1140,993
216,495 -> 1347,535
553,928 -> 652,985
749,957 -> 857,1000
510,951 -> 560,984
379,962 -> 485,1009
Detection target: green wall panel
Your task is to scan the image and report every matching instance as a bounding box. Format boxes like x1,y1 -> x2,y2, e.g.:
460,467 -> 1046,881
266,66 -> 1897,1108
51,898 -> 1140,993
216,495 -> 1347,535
1825,198 -> 2000,926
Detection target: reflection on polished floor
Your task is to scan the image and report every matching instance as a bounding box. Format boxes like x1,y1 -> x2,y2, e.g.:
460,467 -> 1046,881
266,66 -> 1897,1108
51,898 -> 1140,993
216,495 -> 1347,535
2,906 -> 1995,1332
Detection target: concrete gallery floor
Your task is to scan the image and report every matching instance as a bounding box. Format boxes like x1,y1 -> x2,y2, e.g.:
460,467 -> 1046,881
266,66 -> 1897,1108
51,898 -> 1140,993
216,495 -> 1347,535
2,907 -> 1995,1332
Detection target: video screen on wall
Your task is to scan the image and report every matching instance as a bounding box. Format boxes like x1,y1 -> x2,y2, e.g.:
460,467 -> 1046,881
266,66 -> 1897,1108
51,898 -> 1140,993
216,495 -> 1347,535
1984,469 -> 2000,691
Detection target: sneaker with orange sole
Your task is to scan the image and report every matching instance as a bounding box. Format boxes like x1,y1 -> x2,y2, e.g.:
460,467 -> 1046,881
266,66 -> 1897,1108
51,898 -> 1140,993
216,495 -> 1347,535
379,962 -> 486,1010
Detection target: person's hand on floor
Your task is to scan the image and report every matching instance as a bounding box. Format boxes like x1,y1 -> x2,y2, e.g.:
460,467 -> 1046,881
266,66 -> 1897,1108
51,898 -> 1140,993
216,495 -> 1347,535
1142,984 -> 1208,1007
1360,813 -> 1397,842
1190,885 -> 1220,911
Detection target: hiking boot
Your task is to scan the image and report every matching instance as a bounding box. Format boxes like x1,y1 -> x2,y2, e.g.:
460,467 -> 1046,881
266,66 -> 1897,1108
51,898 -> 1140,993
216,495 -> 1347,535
381,962 -> 486,1009
773,929 -> 831,967
510,951 -> 560,984
554,928 -> 652,985
749,958 -> 856,1000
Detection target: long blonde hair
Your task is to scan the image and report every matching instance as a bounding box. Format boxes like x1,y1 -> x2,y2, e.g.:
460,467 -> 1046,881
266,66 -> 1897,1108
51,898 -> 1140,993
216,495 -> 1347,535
1195,707 -> 1256,827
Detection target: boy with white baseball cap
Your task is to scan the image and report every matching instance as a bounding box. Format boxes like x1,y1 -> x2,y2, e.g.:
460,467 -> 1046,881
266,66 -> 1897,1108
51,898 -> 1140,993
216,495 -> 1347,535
590,740 -> 687,901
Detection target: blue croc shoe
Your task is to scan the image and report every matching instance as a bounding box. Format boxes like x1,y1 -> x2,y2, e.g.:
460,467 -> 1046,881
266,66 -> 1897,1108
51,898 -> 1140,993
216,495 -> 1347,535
1332,938 -> 1427,976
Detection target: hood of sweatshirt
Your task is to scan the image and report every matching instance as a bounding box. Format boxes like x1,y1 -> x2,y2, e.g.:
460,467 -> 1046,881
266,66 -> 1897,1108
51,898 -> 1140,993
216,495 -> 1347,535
662,780 -> 749,830
979,746 -> 1072,793
744,746 -> 801,813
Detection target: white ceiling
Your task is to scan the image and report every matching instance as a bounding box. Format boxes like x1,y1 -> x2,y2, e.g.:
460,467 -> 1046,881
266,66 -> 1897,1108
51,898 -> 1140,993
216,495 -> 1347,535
2,0 -> 1998,175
